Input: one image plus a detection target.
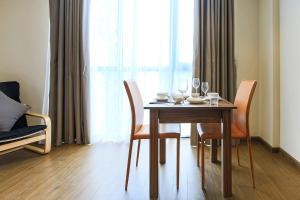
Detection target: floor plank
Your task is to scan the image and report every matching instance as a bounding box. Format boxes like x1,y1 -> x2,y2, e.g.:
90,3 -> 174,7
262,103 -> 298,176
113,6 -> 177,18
0,139 -> 299,200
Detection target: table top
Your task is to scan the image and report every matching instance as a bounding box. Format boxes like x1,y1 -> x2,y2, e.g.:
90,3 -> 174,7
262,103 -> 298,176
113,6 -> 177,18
144,99 -> 236,110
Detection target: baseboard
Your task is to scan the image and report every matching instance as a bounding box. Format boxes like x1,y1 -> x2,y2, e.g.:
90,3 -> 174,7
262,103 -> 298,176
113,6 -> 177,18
251,136 -> 279,153
251,136 -> 300,169
278,147 -> 300,169
190,135 -> 299,168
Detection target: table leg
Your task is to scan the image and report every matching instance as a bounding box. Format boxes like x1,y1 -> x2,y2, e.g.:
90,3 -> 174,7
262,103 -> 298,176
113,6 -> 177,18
190,123 -> 198,147
211,139 -> 218,163
150,110 -> 159,199
160,139 -> 166,164
221,110 -> 232,197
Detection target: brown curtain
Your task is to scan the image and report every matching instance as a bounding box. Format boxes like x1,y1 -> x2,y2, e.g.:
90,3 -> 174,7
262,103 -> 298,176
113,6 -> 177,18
49,0 -> 89,146
193,0 -> 236,101
191,0 -> 236,145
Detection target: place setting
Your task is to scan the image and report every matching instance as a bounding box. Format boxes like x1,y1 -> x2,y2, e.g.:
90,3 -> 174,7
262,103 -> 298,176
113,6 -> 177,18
150,78 -> 220,106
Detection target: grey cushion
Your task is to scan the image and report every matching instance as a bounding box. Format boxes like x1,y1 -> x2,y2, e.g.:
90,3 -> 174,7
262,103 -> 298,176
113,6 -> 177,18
0,91 -> 30,132
0,81 -> 28,129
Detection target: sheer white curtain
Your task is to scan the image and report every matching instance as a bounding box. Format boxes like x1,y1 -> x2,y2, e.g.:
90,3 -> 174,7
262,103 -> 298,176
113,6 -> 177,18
89,0 -> 194,143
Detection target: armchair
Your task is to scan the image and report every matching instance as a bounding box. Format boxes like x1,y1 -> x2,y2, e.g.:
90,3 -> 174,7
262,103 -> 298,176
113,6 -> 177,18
0,82 -> 51,155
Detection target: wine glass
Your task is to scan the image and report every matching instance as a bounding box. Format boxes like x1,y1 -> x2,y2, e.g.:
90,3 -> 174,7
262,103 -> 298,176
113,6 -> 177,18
201,82 -> 209,96
192,78 -> 200,94
178,79 -> 188,98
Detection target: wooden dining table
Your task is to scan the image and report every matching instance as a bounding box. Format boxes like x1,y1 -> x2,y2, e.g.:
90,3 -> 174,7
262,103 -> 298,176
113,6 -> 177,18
144,99 -> 236,199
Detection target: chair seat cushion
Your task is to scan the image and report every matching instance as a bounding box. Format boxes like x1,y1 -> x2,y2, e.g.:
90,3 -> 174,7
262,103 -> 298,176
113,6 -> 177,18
134,124 -> 181,139
197,123 -> 247,140
197,123 -> 223,140
0,125 -> 46,143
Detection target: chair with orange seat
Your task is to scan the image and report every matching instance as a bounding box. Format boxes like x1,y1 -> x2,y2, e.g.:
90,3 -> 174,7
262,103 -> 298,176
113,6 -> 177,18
123,80 -> 181,190
197,80 -> 257,189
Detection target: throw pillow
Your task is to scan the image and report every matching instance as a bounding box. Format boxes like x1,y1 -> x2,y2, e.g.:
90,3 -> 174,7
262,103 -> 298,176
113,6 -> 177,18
0,91 -> 30,131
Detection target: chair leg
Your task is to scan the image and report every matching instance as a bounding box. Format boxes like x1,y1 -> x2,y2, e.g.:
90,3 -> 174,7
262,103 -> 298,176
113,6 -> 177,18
176,137 -> 180,190
125,139 -> 134,191
201,140 -> 205,190
44,124 -> 51,154
24,128 -> 52,155
160,138 -> 166,164
236,140 -> 241,166
247,137 -> 255,188
44,117 -> 52,153
136,139 -> 141,167
197,134 -> 200,167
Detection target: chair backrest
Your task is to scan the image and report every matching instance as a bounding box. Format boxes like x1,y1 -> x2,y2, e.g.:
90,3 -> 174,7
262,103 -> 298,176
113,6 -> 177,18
0,81 -> 28,129
123,80 -> 144,136
233,80 -> 257,136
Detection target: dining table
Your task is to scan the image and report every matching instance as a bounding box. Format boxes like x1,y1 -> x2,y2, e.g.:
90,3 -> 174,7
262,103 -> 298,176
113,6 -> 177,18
144,98 -> 236,199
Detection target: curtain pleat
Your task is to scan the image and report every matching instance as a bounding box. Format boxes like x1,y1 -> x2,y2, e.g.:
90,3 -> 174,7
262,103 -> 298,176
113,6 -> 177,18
49,0 -> 89,146
193,0 -> 236,101
191,0 -> 236,144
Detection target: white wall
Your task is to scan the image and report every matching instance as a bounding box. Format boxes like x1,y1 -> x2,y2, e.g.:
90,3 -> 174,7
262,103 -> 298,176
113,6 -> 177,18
258,0 -> 280,147
235,0 -> 259,136
235,0 -> 281,146
280,0 -> 300,161
0,0 -> 49,114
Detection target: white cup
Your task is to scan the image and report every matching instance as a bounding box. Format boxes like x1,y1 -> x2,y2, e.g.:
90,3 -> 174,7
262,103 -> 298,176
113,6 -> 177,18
207,92 -> 219,98
157,92 -> 168,100
207,92 -> 219,106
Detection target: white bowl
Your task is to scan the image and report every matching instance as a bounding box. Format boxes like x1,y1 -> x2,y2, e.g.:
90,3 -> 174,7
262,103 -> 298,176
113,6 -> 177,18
172,95 -> 184,104
191,93 -> 200,98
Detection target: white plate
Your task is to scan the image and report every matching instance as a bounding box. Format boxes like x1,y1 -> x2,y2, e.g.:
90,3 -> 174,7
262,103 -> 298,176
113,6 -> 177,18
186,97 -> 206,104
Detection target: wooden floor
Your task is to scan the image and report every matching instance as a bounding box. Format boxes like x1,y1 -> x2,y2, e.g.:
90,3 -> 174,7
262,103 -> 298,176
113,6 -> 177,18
0,139 -> 299,200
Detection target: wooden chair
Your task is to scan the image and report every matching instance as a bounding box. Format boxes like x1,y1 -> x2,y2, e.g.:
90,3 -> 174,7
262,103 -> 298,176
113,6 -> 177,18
123,80 -> 181,190
0,81 -> 51,155
197,80 -> 257,189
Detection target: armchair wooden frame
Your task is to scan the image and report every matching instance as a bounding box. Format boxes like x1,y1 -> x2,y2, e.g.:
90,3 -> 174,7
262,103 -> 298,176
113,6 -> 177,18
0,112 -> 51,155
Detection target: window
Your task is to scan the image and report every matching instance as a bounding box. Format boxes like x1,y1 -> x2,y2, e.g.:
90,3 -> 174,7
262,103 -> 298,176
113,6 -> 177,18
89,0 -> 194,142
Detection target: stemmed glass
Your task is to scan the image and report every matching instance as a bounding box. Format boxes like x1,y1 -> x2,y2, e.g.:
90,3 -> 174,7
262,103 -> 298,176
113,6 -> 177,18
201,82 -> 209,96
192,78 -> 200,94
178,79 -> 188,99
